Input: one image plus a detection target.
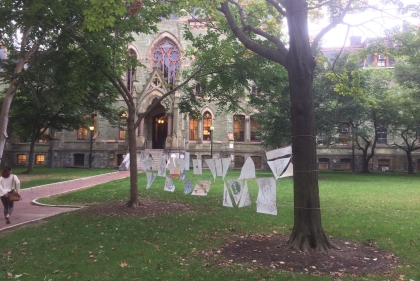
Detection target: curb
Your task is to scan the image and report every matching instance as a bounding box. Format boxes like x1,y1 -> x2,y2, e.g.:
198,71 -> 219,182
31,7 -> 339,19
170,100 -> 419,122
20,171 -> 121,192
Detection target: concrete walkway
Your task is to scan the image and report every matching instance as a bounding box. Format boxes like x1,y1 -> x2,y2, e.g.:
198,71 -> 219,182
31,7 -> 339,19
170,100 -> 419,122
0,171 -> 130,231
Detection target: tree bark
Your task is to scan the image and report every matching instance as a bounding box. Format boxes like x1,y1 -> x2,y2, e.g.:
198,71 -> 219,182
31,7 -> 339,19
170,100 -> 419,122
285,0 -> 335,252
125,105 -> 140,208
25,132 -> 37,174
406,149 -> 414,174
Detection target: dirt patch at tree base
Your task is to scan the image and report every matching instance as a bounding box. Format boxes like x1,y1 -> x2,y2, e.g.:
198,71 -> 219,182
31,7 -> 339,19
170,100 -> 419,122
78,198 -> 191,217
218,233 -> 399,277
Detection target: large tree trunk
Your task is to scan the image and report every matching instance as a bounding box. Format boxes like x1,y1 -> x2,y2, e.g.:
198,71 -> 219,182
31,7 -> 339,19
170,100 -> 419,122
126,106 -> 140,208
25,133 -> 37,174
406,149 -> 414,174
285,0 -> 335,252
0,26 -> 33,165
361,148 -> 370,173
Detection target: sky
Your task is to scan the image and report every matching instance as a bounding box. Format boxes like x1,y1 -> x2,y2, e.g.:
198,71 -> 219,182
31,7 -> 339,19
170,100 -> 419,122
307,2 -> 419,48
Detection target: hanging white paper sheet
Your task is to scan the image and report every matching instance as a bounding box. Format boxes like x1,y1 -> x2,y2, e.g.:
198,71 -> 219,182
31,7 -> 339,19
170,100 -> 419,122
266,146 -> 292,160
184,180 -> 193,194
191,180 -> 211,196
119,153 -> 130,171
215,159 -> 223,177
176,158 -> 186,180
205,159 -> 216,181
164,177 -> 175,192
222,158 -> 231,179
227,180 -> 243,205
158,155 -> 167,177
238,157 -> 255,180
256,177 -> 277,215
223,182 -> 233,207
267,157 -> 291,179
238,180 -> 251,208
146,172 -> 156,189
279,163 -> 293,178
193,159 -> 202,174
184,152 -> 190,171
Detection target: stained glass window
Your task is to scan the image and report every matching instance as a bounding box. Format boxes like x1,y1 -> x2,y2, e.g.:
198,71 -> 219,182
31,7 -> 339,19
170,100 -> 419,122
151,39 -> 180,84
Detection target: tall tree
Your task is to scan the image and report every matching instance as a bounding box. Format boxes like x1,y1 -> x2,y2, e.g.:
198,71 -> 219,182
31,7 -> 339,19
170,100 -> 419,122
0,0 -> 69,164
178,0 -> 411,251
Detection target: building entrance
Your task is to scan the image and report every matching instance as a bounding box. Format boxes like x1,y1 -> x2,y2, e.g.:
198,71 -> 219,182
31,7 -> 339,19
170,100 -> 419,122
152,113 -> 167,149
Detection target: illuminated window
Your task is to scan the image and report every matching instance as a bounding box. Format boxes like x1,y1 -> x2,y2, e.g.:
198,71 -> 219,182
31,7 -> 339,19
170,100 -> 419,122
189,118 -> 198,141
17,154 -> 26,164
250,116 -> 260,141
233,115 -> 245,141
77,128 -> 88,140
35,155 -> 45,165
202,111 -> 212,141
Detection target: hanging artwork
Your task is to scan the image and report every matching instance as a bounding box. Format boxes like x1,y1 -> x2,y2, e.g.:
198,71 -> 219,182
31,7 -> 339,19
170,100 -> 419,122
140,157 -> 152,172
238,157 -> 255,180
256,177 -> 277,215
238,180 -> 251,208
222,158 -> 231,179
215,159 -> 223,177
267,157 -> 291,179
176,158 -> 186,180
170,167 -> 181,178
191,180 -> 211,196
223,182 -> 233,207
164,176 -> 175,192
146,172 -> 156,189
184,180 -> 193,195
227,180 -> 243,205
119,153 -> 130,171
192,159 -> 202,174
158,155 -> 167,177
184,152 -> 190,171
279,163 -> 293,178
205,159 -> 216,181
266,146 -> 292,161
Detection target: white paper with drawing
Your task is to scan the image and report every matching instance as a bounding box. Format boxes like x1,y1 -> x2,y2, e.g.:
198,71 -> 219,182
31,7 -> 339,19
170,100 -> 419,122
279,163 -> 293,178
267,157 -> 291,179
227,180 -> 243,205
192,159 -> 202,174
266,146 -> 292,160
215,159 -> 223,177
146,172 -> 156,189
238,157 -> 255,180
164,176 -> 175,192
238,180 -> 251,208
205,159 -> 216,181
222,158 -> 231,179
191,180 -> 211,196
223,182 -> 233,207
256,177 -> 277,215
157,155 -> 167,177
184,180 -> 193,194
176,158 -> 186,180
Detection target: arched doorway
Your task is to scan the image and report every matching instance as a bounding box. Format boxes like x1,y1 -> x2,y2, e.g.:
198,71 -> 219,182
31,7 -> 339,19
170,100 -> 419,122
153,113 -> 167,149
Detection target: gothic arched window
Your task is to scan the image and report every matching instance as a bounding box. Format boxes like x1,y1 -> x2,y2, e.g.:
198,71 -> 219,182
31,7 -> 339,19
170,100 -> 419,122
151,39 -> 180,84
126,49 -> 137,93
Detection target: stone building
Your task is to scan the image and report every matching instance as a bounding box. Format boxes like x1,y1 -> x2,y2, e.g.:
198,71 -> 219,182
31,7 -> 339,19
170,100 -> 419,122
1,22 -> 419,172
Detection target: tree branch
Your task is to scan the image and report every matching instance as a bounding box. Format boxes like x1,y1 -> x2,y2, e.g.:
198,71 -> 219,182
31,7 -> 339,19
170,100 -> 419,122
219,1 -> 287,67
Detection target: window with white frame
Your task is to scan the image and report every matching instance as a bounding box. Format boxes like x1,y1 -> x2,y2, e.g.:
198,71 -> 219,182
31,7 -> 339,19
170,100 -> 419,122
377,127 -> 388,144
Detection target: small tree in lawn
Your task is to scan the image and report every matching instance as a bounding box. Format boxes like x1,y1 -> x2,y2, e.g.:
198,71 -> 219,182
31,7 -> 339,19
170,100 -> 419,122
7,48 -> 119,173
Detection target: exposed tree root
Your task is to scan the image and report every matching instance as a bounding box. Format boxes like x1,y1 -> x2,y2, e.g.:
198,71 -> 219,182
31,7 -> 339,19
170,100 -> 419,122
124,199 -> 143,208
287,228 -> 340,252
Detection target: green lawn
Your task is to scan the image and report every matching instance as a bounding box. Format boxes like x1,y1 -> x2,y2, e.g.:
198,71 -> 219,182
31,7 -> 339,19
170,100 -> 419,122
1,170 -> 420,280
8,166 -> 117,189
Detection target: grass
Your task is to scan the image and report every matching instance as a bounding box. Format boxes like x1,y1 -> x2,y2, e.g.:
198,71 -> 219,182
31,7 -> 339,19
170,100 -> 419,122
1,170 -> 420,280
7,166 -> 117,189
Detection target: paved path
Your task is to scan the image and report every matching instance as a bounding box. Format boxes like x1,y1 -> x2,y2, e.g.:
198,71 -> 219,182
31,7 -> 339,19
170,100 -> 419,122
0,171 -> 130,231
